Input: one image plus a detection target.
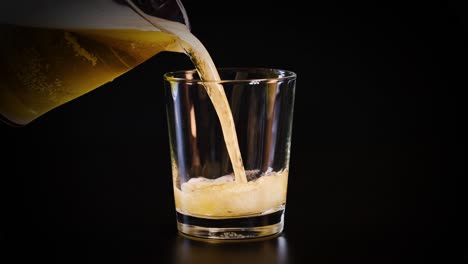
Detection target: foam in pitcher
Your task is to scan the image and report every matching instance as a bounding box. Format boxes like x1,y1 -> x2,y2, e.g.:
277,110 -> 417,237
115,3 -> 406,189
1,0 -> 161,31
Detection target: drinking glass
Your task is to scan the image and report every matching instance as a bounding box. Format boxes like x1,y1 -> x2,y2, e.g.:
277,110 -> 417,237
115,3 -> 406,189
164,68 -> 296,240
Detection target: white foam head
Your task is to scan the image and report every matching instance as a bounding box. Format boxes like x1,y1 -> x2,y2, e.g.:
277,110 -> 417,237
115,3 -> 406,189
0,0 -> 161,30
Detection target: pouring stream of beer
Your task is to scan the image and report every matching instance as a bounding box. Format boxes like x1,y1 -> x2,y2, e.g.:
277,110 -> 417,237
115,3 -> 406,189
125,0 -> 247,184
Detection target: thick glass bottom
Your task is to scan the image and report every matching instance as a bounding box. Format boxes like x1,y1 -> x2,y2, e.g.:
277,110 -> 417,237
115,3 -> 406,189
176,209 -> 285,240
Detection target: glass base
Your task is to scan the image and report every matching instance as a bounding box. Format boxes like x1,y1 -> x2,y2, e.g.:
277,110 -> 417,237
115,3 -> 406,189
176,209 -> 285,240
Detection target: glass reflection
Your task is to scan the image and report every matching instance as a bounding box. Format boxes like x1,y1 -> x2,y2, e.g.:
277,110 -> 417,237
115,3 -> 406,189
172,233 -> 291,264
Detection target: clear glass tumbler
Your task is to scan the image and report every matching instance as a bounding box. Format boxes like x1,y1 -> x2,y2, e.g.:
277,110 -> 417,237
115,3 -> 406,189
164,68 -> 296,240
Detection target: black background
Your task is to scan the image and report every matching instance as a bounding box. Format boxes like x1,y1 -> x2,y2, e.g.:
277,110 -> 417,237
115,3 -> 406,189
1,0 -> 464,263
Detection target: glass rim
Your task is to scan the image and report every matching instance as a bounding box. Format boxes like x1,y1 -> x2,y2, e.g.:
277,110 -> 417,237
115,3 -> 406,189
163,68 -> 297,83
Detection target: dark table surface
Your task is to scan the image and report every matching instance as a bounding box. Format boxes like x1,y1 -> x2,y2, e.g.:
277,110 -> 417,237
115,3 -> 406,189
1,0 -> 464,263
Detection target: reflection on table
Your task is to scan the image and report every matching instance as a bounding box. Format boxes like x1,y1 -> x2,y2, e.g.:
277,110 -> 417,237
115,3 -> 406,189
171,232 -> 291,264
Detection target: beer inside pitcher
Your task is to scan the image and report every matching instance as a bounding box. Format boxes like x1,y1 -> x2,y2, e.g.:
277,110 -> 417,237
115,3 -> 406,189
0,0 -> 190,126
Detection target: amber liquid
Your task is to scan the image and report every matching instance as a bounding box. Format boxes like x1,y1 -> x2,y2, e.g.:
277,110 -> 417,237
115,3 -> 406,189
0,25 -> 181,125
0,20 -> 247,181
1,3 -> 289,239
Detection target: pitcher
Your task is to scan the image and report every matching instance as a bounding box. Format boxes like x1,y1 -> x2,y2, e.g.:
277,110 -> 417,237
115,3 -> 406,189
0,0 -> 190,126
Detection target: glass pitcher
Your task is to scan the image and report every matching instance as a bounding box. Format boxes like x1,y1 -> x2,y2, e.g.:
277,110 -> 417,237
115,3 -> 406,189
0,0 -> 190,126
